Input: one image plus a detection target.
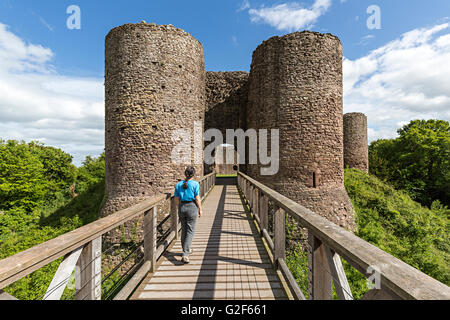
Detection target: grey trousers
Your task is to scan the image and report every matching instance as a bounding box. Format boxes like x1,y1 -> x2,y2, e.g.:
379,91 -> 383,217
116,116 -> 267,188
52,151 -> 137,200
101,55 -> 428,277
179,202 -> 198,257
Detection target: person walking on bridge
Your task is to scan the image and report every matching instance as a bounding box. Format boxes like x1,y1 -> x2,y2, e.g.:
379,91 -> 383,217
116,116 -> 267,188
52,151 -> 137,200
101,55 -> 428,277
174,166 -> 203,264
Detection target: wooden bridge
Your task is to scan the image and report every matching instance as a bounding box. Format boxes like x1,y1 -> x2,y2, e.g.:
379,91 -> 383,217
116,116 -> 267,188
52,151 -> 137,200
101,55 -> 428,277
0,173 -> 449,300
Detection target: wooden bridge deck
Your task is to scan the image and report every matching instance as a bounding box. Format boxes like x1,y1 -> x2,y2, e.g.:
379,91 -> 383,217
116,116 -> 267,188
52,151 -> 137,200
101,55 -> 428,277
131,181 -> 289,300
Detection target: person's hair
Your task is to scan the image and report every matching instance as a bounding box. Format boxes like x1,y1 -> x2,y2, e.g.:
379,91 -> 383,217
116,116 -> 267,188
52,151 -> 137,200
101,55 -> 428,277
183,166 -> 196,189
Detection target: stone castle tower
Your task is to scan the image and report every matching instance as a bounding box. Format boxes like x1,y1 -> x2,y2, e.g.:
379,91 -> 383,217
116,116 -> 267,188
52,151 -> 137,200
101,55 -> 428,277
246,32 -> 354,230
102,23 -> 205,216
102,22 -> 369,230
344,113 -> 369,173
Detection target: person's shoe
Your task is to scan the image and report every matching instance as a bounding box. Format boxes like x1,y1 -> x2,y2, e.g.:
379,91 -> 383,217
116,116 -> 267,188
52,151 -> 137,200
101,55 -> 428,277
190,248 -> 194,254
182,256 -> 190,264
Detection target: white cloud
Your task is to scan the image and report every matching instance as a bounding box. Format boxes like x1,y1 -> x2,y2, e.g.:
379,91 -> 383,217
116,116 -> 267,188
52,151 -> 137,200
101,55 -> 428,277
237,0 -> 250,12
344,23 -> 450,142
0,23 -> 104,166
249,0 -> 332,31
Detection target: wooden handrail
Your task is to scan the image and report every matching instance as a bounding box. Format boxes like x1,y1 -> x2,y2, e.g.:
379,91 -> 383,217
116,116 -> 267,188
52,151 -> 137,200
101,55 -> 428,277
0,172 -> 217,294
238,172 -> 450,300
0,194 -> 167,290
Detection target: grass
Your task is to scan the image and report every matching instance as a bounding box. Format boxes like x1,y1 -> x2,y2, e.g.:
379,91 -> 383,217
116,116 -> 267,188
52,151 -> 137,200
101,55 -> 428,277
216,173 -> 237,178
285,168 -> 449,299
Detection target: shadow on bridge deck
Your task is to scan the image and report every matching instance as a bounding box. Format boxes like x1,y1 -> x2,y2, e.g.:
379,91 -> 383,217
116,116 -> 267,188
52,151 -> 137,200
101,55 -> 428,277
131,177 -> 289,300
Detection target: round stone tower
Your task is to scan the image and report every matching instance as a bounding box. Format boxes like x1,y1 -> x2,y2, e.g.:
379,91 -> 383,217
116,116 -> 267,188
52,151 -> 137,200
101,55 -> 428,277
102,22 -> 205,217
247,31 -> 355,230
344,113 -> 369,173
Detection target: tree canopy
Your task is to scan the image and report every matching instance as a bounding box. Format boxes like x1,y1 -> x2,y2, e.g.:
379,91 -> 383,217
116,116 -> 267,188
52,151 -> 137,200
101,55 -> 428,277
369,119 -> 450,207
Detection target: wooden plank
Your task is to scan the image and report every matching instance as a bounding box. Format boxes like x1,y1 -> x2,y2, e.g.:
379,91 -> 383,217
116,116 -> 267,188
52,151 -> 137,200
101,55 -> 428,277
253,188 -> 259,220
144,282 -> 283,291
278,258 -> 306,300
274,207 -> 286,265
114,261 -> 150,300
170,197 -> 178,240
308,234 -> 332,300
361,288 -> 400,300
262,229 -> 274,252
260,194 -> 268,235
44,246 -> 83,300
148,274 -> 281,284
138,289 -> 287,300
238,172 -> 450,300
0,290 -> 17,300
132,184 -> 289,301
75,238 -> 101,300
144,207 -> 157,273
324,246 -> 353,300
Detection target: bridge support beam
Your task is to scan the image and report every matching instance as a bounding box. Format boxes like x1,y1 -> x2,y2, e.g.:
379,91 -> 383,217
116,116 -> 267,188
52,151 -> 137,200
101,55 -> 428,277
144,207 -> 157,273
308,234 -> 333,300
75,237 -> 102,300
259,194 -> 268,236
274,207 -> 286,268
170,198 -> 179,240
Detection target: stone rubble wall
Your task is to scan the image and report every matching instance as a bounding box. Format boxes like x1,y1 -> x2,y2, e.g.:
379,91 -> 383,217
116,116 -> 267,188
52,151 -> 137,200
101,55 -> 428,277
103,23 -> 366,232
103,22 -> 205,217
246,31 -> 355,231
344,113 -> 369,173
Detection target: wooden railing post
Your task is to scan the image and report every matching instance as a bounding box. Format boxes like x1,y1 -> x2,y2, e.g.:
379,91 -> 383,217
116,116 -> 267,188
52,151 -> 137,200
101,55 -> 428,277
144,206 -> 157,273
75,237 -> 101,300
308,233 -> 333,300
260,194 -> 268,236
170,197 -> 179,240
249,185 -> 254,210
254,188 -> 260,220
246,181 -> 250,204
274,207 -> 286,268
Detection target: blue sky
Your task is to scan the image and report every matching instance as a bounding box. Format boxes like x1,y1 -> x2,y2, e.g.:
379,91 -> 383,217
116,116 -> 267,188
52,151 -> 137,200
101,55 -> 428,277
1,0 -> 450,165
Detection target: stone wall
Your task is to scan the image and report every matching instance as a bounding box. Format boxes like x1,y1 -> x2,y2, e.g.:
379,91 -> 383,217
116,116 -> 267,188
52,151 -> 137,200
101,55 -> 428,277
204,71 -> 248,174
102,23 -> 360,232
344,113 -> 369,173
102,22 -> 205,217
246,31 -> 355,230
205,71 -> 248,135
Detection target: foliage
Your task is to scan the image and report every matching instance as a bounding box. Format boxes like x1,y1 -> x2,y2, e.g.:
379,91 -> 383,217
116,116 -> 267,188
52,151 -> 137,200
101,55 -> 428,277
75,153 -> 106,194
0,142 -> 106,300
286,169 -> 449,300
369,119 -> 450,207
344,168 -> 449,298
28,141 -> 77,194
285,244 -> 309,299
0,140 -> 48,212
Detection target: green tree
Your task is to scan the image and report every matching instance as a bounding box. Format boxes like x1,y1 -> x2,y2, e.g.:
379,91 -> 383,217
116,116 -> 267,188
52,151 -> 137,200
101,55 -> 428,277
75,153 -> 105,194
0,140 -> 48,212
28,142 -> 77,193
369,120 -> 450,207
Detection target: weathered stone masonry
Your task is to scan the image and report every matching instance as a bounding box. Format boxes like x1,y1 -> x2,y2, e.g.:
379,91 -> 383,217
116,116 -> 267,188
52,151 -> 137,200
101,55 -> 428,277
205,71 -> 248,174
344,113 -> 369,173
246,31 -> 355,230
102,23 -> 205,217
102,23 -> 369,231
